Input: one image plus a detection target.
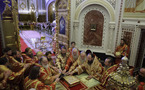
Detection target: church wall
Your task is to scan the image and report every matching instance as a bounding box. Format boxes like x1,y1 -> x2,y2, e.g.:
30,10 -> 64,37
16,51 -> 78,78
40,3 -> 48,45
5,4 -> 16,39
70,0 -> 116,56
18,0 -> 37,14
18,0 -> 46,22
121,18 -> 145,66
119,0 -> 145,66
77,4 -> 110,53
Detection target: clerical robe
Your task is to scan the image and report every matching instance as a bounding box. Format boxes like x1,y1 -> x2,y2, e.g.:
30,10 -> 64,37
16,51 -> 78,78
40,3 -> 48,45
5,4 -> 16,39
68,56 -> 85,73
8,56 -> 24,72
68,48 -> 73,55
0,65 -> 10,90
35,64 -> 55,85
115,44 -> 129,64
0,65 -> 26,90
115,44 -> 129,57
24,77 -> 56,90
137,82 -> 145,90
75,56 -> 103,80
65,55 -> 77,71
94,64 -> 118,90
22,53 -> 38,63
56,53 -> 69,70
48,58 -> 55,66
68,48 -> 80,56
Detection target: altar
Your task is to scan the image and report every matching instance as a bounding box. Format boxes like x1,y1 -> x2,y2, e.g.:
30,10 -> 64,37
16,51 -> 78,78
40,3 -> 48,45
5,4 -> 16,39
55,73 -> 100,90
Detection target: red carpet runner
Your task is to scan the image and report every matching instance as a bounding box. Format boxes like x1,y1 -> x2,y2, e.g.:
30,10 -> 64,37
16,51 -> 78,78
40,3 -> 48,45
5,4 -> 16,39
20,36 -> 36,55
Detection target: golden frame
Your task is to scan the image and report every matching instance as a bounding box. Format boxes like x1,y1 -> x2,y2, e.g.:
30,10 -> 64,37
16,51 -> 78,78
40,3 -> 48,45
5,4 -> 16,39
55,0 -> 71,54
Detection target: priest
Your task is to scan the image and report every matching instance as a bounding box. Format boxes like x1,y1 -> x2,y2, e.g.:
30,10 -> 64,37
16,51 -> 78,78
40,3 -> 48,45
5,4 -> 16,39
71,53 -> 103,80
64,48 -> 79,73
0,60 -> 29,90
68,51 -> 86,73
56,46 -> 69,71
22,47 -> 38,63
94,57 -> 118,89
37,56 -> 60,85
114,39 -> 129,64
24,66 -> 60,90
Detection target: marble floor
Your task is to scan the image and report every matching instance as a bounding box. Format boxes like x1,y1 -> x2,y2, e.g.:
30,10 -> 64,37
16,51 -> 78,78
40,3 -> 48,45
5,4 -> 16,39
20,30 -> 53,54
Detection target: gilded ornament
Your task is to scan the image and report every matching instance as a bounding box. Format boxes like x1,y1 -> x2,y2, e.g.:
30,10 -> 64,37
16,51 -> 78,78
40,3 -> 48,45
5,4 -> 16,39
108,56 -> 136,90
20,2 -> 26,10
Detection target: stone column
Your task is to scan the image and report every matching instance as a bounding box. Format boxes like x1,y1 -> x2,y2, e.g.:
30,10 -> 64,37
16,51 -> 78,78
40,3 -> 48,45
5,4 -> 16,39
129,25 -> 141,66
107,22 -> 115,55
73,20 -> 79,42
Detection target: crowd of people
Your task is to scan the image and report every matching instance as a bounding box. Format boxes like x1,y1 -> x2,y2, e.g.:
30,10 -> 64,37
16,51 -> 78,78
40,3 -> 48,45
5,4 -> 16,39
19,21 -> 56,35
0,40 -> 145,90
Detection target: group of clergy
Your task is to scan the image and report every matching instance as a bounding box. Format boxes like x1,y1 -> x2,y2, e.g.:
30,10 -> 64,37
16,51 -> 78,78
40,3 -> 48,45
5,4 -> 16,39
0,39 -> 145,90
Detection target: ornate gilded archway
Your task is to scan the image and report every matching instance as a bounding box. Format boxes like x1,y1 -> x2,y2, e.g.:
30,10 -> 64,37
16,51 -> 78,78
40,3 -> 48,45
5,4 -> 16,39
55,0 -> 71,53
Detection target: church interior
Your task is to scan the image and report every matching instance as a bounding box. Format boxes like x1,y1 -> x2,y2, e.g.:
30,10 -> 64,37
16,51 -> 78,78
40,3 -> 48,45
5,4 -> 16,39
0,0 -> 145,90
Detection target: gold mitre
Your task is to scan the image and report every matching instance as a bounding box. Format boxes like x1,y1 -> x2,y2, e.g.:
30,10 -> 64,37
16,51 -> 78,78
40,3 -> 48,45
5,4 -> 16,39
115,52 -> 121,56
121,56 -> 128,61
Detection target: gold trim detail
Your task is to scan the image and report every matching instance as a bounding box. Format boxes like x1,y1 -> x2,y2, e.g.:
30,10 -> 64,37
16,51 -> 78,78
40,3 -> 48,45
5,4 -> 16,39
55,0 -> 71,54
20,2 -> 26,10
5,36 -> 14,39
6,44 -> 15,46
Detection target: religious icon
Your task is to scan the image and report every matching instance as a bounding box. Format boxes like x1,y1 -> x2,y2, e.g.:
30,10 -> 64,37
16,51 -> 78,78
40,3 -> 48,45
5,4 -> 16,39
59,17 -> 65,35
90,24 -> 96,31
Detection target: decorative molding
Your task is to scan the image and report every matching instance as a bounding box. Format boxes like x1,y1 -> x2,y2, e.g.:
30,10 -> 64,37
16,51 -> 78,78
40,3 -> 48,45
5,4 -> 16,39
121,24 -> 141,66
75,4 -> 111,53
20,2 -> 26,10
76,0 -> 116,9
107,22 -> 115,54
81,8 -> 106,49
74,0 -> 115,22
73,20 -> 79,27
106,0 -> 116,9
121,24 -> 135,51
76,0 -> 85,7
115,0 -> 124,47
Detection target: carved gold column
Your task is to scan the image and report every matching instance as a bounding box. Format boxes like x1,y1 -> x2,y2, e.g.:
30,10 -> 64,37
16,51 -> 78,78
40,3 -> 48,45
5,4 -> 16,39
67,0 -> 71,47
11,0 -> 21,51
55,0 -> 71,54
55,8 -> 59,54
2,0 -> 19,50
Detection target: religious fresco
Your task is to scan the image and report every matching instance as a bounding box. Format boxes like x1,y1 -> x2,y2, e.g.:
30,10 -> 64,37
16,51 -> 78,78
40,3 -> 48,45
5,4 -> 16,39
124,0 -> 145,18
59,16 -> 66,35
